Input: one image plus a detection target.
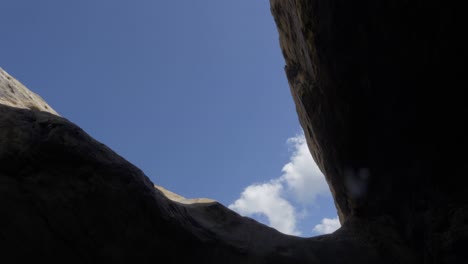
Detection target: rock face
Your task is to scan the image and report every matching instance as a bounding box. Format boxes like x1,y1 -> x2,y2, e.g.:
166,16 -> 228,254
270,0 -> 468,262
155,185 -> 216,204
0,95 -> 277,263
1,0 -> 467,261
0,68 -> 59,115
1,69 -> 390,263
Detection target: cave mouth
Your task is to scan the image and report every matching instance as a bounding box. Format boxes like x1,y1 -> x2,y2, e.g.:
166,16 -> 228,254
0,0 -> 340,240
3,0 -> 468,262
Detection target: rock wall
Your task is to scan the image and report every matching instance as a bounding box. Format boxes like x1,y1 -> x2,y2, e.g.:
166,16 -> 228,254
0,69 -> 406,263
1,0 -> 467,262
2,67 -> 389,263
270,0 -> 468,262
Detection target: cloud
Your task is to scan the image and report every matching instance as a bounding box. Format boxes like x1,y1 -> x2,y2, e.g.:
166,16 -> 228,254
312,217 -> 341,235
229,133 -> 336,236
228,181 -> 300,236
281,135 -> 329,204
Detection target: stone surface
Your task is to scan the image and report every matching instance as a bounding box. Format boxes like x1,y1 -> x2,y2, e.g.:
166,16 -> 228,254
1,0 -> 467,261
0,71 -> 393,263
0,68 -> 59,115
270,0 -> 468,262
0,103 -> 255,263
155,185 -> 215,204
1,101 -> 400,263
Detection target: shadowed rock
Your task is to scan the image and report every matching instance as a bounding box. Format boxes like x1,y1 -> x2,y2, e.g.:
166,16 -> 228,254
1,68 -> 388,263
270,0 -> 468,262
1,0 -> 467,261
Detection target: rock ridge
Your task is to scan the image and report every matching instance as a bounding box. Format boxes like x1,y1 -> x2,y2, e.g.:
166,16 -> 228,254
0,68 -> 59,115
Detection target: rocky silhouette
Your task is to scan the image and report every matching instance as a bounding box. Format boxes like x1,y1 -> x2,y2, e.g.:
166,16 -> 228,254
1,0 -> 467,262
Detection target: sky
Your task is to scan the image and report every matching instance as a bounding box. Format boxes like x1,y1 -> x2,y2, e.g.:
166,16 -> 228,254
0,0 -> 339,237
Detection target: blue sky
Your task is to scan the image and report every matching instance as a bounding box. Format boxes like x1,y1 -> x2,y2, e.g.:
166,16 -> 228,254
0,0 -> 339,237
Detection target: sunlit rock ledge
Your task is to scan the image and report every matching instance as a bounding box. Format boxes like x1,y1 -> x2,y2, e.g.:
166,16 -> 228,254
0,67 -> 59,115
155,185 -> 216,205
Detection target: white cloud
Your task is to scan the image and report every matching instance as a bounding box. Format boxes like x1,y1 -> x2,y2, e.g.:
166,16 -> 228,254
313,217 -> 341,235
229,133 -> 333,236
228,181 -> 300,236
280,135 -> 329,204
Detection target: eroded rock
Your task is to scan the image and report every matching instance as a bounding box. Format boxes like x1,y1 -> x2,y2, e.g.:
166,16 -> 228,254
2,0 -> 466,261
0,68 -> 59,115
1,70 -> 390,263
270,0 -> 468,262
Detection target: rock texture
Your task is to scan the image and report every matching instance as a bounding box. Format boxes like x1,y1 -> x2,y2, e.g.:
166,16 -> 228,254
1,0 -> 467,262
271,0 -> 468,262
155,185 -> 216,204
0,68 -> 59,115
1,68 -> 391,263
0,101 -> 271,263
